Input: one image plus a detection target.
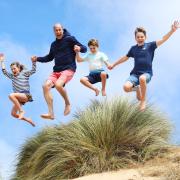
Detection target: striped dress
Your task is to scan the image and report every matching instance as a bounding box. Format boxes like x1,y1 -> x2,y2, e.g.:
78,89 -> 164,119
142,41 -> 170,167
2,62 -> 36,95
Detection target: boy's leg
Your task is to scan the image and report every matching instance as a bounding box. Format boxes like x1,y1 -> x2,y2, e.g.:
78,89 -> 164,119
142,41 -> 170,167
41,80 -> 55,120
100,72 -> 107,96
80,77 -> 100,96
9,93 -> 28,119
123,81 -> 134,92
139,75 -> 147,111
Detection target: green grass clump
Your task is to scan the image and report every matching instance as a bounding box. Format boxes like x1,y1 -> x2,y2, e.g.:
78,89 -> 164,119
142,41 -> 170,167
13,97 -> 172,180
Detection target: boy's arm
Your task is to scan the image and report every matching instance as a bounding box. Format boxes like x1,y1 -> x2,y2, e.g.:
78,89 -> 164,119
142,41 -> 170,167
156,20 -> 179,47
109,56 -> 129,70
74,45 -> 85,62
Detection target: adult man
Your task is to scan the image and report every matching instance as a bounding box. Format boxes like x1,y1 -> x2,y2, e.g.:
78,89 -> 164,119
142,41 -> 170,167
32,23 -> 87,119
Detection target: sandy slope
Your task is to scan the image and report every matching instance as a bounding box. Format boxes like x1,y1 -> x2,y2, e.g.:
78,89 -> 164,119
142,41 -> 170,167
75,147 -> 180,180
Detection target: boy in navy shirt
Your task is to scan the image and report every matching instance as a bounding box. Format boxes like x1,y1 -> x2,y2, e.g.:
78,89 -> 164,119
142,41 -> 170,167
109,21 -> 179,110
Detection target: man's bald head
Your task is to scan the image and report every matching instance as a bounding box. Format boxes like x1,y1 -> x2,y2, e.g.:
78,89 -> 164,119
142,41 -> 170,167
53,23 -> 64,39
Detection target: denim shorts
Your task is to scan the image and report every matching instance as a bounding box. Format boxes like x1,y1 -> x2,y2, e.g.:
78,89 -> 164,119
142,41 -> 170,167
126,73 -> 152,86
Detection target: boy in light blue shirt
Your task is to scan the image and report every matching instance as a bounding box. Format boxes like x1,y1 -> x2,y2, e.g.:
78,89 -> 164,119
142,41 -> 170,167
75,39 -> 111,96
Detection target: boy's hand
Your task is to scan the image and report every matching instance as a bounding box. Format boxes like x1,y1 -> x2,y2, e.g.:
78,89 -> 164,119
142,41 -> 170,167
0,53 -> 5,62
74,45 -> 81,53
31,56 -> 37,62
108,64 -> 114,70
172,20 -> 179,32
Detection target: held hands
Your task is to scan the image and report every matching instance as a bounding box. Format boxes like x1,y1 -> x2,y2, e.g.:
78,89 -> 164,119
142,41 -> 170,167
172,20 -> 180,32
74,45 -> 81,53
31,56 -> 37,62
0,53 -> 5,62
108,64 -> 115,70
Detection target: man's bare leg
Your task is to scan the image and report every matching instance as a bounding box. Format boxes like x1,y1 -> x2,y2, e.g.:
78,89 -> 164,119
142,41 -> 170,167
55,79 -> 71,116
80,77 -> 99,96
41,80 -> 55,120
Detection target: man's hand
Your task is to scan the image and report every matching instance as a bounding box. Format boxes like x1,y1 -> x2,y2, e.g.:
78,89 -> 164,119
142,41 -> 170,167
172,20 -> 179,32
0,53 -> 5,62
31,56 -> 37,62
74,45 -> 81,53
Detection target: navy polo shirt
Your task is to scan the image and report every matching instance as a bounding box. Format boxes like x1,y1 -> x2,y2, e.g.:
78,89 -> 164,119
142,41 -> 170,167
126,41 -> 157,76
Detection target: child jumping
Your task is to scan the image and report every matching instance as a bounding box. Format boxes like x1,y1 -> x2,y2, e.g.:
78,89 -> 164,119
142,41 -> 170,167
0,53 -> 36,126
75,39 -> 111,96
109,21 -> 179,110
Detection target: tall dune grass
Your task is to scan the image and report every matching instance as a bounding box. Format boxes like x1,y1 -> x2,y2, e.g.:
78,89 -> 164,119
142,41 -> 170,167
13,97 -> 172,180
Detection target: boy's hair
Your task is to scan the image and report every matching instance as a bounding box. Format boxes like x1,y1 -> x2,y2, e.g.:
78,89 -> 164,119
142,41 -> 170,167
10,62 -> 25,72
135,27 -> 146,37
88,39 -> 99,47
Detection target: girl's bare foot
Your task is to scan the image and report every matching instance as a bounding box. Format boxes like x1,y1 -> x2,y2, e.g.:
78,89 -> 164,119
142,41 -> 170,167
19,110 -> 25,120
102,90 -> 106,96
64,104 -> 71,116
20,117 -> 35,127
139,100 -> 146,111
94,88 -> 100,96
41,114 -> 55,120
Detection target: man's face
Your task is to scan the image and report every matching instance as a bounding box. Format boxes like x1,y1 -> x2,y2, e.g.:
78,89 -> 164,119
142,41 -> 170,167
135,32 -> 146,45
54,26 -> 63,39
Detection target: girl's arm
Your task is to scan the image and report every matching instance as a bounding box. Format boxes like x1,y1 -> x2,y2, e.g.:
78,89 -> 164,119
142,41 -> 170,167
156,20 -> 179,47
24,59 -> 36,77
0,54 -> 13,79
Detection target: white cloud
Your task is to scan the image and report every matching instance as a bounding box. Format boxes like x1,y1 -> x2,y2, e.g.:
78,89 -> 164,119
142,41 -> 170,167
0,139 -> 16,180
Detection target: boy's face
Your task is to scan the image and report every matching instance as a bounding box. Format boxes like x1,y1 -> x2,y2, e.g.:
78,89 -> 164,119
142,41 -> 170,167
11,65 -> 20,76
135,32 -> 146,45
89,45 -> 98,54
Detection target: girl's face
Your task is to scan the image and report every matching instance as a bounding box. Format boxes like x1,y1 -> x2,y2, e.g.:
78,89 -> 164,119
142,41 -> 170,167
11,65 -> 20,76
135,32 -> 146,45
89,45 -> 98,54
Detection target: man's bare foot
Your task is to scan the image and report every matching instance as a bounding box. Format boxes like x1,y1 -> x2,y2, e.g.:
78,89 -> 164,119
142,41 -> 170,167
136,86 -> 142,101
102,90 -> 106,96
19,110 -> 25,120
41,114 -> 55,120
139,100 -> 146,111
64,104 -> 71,116
94,88 -> 100,96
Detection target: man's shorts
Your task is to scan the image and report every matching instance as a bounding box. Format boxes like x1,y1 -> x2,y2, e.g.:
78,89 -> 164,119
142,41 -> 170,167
48,69 -> 75,86
126,73 -> 152,86
86,71 -> 109,84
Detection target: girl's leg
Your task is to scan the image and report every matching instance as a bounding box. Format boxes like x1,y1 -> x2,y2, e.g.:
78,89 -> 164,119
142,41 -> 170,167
80,77 -> 99,96
9,93 -> 28,119
100,72 -> 107,96
11,103 -> 35,127
139,75 -> 147,111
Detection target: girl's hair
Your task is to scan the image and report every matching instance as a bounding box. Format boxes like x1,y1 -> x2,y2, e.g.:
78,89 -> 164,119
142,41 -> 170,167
10,62 -> 26,72
135,27 -> 146,37
88,39 -> 99,47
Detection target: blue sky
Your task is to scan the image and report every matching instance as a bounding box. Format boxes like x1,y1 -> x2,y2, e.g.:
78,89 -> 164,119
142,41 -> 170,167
0,0 -> 180,179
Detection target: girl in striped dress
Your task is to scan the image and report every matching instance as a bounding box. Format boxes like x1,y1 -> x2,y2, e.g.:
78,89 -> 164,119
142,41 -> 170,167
0,53 -> 36,127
